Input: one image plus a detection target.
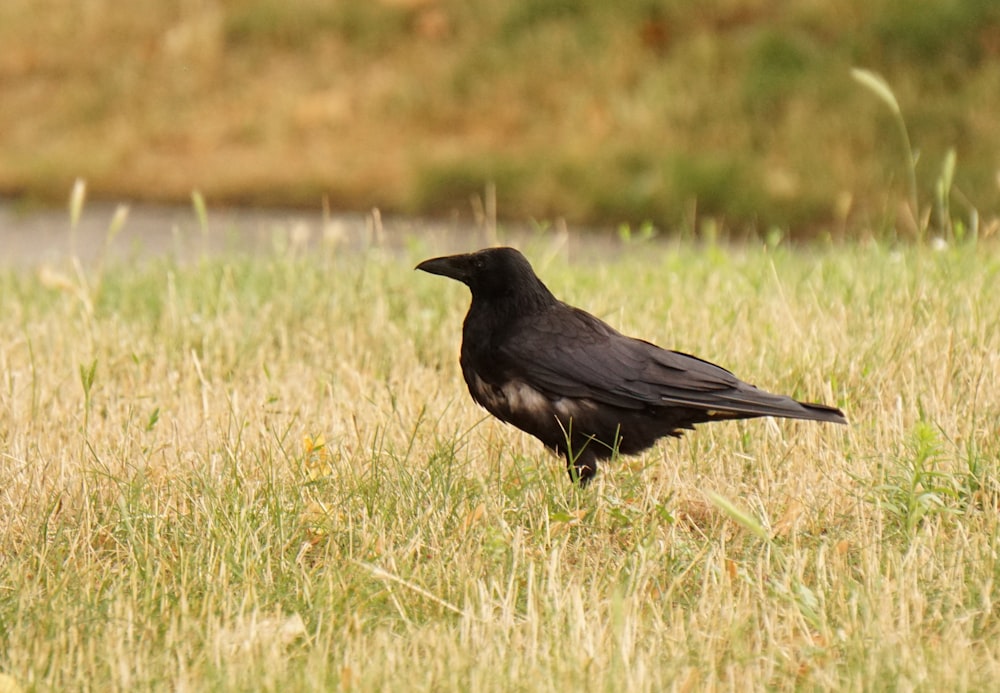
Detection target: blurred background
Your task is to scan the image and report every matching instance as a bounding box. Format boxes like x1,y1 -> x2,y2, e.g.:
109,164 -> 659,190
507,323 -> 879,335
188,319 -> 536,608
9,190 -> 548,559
2,0 -> 998,238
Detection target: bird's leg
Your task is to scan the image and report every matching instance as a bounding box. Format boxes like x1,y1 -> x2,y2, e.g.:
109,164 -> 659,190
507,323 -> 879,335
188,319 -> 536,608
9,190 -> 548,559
558,420 -> 599,485
566,450 -> 598,486
566,425 -> 625,485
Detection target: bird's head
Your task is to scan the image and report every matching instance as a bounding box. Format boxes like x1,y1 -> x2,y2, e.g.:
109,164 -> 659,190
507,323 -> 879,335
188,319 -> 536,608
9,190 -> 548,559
416,247 -> 554,306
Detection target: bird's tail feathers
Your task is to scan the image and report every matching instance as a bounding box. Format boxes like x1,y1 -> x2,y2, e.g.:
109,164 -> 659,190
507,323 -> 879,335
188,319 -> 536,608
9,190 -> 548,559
662,390 -> 847,425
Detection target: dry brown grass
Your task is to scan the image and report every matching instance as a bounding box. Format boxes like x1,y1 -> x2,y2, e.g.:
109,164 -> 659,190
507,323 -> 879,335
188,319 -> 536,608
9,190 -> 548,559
1,210 -> 999,689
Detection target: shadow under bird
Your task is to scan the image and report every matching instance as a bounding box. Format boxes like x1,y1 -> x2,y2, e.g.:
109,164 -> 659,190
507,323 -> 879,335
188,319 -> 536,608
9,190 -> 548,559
417,247 -> 846,485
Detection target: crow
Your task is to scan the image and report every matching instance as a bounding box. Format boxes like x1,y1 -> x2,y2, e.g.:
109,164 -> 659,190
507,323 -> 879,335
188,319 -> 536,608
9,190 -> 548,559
417,247 -> 846,484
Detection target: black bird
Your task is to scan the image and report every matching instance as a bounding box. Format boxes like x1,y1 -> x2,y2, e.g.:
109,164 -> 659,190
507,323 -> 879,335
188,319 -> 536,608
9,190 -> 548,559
417,247 -> 846,484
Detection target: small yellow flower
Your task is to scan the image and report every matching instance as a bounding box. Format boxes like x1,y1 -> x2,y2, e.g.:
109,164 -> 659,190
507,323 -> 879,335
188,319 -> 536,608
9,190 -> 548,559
302,434 -> 334,481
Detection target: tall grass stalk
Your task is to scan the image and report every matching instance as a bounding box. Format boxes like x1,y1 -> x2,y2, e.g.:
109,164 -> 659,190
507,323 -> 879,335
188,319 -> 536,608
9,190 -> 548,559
851,68 -> 921,237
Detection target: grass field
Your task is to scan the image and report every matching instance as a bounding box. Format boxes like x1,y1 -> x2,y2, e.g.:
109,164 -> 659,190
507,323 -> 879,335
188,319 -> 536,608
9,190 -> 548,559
1,220 -> 999,690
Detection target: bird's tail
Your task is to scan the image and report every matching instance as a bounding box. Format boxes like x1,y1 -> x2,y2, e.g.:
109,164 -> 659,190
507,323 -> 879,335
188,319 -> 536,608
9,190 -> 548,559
781,400 -> 847,425
676,388 -> 847,425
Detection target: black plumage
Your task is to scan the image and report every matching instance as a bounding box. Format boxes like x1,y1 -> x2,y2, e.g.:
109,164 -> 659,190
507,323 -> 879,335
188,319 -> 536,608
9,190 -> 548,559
417,247 -> 846,484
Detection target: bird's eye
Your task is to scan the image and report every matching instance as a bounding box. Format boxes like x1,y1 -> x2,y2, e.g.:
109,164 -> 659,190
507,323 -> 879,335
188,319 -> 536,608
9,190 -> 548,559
473,257 -> 485,270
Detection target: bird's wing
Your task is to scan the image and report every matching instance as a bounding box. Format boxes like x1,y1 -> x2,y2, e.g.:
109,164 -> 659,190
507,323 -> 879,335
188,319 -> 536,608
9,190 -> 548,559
497,304 -> 818,418
494,305 -> 733,408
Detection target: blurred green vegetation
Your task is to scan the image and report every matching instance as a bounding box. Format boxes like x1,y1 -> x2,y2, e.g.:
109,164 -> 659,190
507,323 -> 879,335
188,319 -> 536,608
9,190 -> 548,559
1,0 -> 998,237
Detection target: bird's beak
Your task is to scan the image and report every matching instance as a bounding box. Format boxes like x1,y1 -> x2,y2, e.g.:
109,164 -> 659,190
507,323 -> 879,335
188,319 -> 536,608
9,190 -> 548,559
415,254 -> 469,283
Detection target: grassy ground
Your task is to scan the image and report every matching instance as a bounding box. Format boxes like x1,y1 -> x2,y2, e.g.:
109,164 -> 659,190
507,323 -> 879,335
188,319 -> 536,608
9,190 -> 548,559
1,218 -> 998,690
2,0 -> 1000,233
